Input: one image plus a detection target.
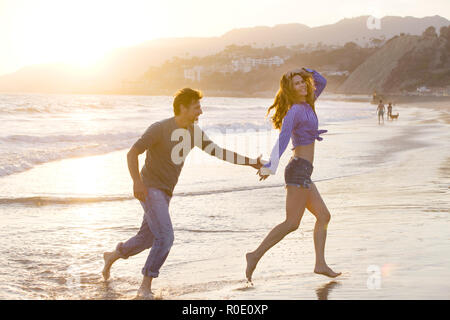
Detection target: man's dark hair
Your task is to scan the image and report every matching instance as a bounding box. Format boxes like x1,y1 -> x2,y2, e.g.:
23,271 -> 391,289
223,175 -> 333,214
173,88 -> 203,115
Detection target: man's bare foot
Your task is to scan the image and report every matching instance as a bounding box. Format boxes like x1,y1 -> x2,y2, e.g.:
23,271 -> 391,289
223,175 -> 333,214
135,276 -> 154,299
314,265 -> 342,278
102,251 -> 116,281
245,252 -> 259,283
136,286 -> 154,300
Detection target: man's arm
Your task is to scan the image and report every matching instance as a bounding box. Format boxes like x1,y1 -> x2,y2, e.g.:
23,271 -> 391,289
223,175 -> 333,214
127,145 -> 147,202
203,140 -> 263,169
128,122 -> 162,201
194,125 -> 263,169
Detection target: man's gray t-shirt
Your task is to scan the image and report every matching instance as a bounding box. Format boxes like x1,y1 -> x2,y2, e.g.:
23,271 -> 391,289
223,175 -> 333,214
133,117 -> 244,197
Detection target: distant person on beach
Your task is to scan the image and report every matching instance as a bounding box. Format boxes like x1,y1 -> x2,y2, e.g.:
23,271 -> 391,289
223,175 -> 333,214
377,100 -> 385,124
245,68 -> 341,282
387,102 -> 393,120
102,88 -> 263,298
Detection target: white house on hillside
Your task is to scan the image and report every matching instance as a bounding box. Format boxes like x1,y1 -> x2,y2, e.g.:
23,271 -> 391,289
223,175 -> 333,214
184,66 -> 204,81
232,56 -> 284,73
417,86 -> 431,93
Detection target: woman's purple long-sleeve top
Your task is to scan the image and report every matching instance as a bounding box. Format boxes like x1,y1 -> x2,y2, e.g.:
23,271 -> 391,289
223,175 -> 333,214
263,68 -> 327,174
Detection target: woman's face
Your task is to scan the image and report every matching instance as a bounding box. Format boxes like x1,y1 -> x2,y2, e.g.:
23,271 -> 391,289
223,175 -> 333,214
292,75 -> 307,97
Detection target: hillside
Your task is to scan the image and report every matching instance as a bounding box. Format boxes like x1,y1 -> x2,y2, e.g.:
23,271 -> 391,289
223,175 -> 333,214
96,15 -> 450,82
382,27 -> 450,92
337,26 -> 450,94
136,43 -> 377,96
336,35 -> 420,94
0,15 -> 449,94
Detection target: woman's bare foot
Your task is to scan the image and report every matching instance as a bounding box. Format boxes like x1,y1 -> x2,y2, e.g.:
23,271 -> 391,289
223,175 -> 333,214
245,252 -> 259,282
102,251 -> 118,281
314,265 -> 342,278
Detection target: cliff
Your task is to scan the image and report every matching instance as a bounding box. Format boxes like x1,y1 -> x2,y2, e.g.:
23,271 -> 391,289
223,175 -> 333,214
336,35 -> 420,94
337,26 -> 450,94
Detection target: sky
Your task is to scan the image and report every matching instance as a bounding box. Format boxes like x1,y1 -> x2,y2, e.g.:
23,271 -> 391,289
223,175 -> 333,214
0,0 -> 449,76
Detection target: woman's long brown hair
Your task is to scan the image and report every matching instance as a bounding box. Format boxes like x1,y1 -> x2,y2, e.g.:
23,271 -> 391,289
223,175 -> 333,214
266,72 -> 316,130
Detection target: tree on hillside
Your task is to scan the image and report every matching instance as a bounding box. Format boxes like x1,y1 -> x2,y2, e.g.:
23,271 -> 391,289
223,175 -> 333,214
344,42 -> 359,50
370,38 -> 384,47
439,26 -> 450,41
423,26 -> 438,38
439,26 -> 450,65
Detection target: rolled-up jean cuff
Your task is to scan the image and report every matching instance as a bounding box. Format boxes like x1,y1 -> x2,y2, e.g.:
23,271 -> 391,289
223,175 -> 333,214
142,267 -> 159,278
115,242 -> 130,259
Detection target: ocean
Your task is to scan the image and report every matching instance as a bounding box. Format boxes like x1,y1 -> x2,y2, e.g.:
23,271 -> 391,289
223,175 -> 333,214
1,93 -> 448,299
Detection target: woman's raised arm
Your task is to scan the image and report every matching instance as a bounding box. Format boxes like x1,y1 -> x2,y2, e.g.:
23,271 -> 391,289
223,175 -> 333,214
303,68 -> 327,100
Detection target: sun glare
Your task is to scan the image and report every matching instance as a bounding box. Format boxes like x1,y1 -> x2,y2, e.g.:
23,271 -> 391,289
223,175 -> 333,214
70,156 -> 103,196
10,0 -> 163,70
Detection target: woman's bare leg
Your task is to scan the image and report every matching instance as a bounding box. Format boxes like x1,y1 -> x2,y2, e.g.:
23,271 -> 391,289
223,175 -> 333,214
246,186 -> 310,281
306,183 -> 341,278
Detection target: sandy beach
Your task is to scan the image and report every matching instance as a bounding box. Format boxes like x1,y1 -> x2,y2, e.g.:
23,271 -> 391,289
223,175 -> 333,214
0,96 -> 448,300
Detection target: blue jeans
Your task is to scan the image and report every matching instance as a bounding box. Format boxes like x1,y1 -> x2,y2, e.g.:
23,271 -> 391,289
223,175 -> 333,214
116,187 -> 174,278
284,156 -> 314,189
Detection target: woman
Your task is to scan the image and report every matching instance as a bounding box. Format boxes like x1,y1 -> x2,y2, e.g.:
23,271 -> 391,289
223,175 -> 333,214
245,67 -> 341,282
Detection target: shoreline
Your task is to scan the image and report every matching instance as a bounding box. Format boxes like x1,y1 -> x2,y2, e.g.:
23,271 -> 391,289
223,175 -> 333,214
2,90 -> 450,105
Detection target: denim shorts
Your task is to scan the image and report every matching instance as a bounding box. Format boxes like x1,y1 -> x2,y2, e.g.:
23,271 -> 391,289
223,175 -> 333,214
284,157 -> 314,189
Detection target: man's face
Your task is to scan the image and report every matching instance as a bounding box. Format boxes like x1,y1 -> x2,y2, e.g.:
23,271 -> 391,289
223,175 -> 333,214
181,99 -> 203,124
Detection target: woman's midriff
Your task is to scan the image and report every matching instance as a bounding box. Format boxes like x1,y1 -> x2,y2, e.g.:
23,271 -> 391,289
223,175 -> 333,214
293,142 -> 315,164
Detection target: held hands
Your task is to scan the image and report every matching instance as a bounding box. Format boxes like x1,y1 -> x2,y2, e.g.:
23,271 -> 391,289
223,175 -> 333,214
249,154 -> 266,170
257,166 -> 271,181
250,155 -> 271,181
133,179 -> 147,202
249,155 -> 270,180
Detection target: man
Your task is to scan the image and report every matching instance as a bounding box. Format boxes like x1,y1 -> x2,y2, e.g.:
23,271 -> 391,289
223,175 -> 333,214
377,100 -> 385,124
102,88 -> 263,298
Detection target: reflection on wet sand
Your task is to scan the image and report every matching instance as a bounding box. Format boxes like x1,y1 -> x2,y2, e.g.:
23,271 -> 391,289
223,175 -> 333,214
315,281 -> 341,300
